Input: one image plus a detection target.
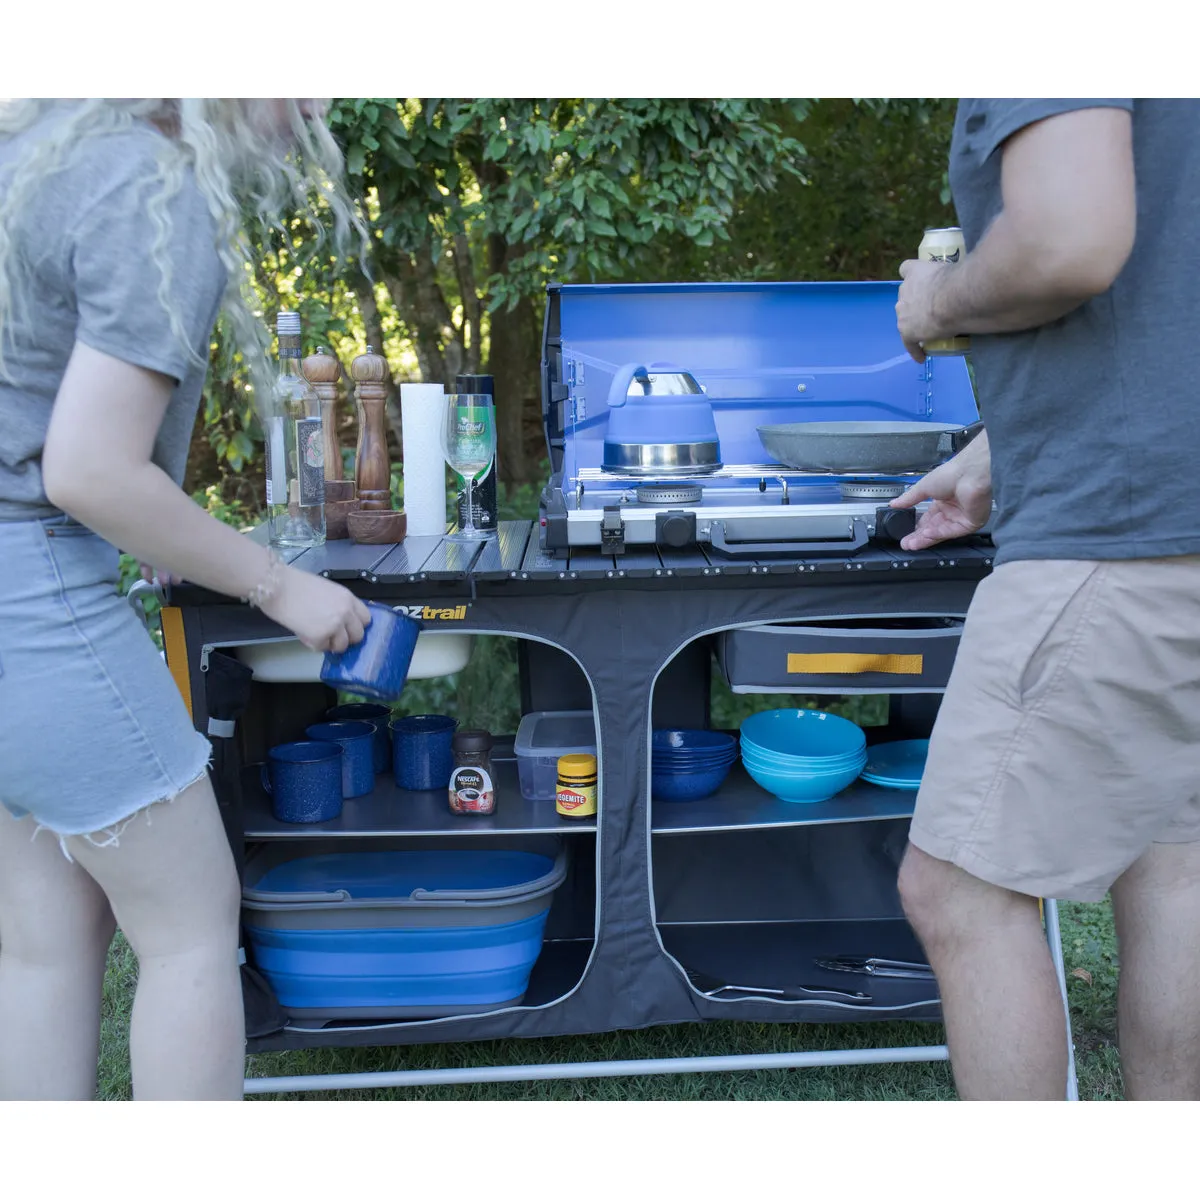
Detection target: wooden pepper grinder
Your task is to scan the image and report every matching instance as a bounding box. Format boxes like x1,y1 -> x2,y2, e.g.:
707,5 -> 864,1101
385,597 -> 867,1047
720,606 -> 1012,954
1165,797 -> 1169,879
346,345 -> 407,545
301,346 -> 357,539
301,346 -> 355,493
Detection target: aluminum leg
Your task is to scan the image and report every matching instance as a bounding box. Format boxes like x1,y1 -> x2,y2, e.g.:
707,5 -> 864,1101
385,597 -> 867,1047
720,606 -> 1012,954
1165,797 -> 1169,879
1043,897 -> 1080,1101
244,1043 -> 951,1096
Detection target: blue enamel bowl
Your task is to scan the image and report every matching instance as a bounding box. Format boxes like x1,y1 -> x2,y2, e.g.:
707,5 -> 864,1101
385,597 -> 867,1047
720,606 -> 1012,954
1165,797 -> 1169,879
653,755 -> 739,773
651,760 -> 734,801
653,744 -> 739,765
653,729 -> 737,754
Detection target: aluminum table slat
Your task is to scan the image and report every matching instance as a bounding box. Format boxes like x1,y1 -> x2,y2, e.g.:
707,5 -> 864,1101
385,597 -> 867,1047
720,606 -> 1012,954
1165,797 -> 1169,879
367,534 -> 451,583
656,545 -> 716,578
290,540 -> 396,580
520,534 -> 572,581
416,533 -> 486,581
566,548 -> 618,581
472,521 -> 536,580
614,548 -> 668,579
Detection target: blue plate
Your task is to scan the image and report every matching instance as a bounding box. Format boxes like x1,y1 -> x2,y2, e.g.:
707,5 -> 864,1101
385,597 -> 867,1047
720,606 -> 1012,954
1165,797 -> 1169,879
860,739 -> 929,789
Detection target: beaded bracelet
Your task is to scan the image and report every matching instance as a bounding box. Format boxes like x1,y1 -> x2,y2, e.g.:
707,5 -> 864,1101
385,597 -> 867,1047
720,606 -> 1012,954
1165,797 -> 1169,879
245,550 -> 283,609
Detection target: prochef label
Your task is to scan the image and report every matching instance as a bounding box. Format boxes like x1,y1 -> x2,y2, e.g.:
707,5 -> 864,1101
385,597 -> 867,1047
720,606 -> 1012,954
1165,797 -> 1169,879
449,766 -> 495,814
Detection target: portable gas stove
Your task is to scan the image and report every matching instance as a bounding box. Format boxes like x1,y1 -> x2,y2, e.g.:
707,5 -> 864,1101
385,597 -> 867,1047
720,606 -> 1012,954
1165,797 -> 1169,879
541,464 -> 935,558
537,282 -> 985,559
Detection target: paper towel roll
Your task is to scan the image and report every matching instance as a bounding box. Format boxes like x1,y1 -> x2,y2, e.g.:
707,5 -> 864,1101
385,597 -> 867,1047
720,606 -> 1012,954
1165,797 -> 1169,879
399,383 -> 447,537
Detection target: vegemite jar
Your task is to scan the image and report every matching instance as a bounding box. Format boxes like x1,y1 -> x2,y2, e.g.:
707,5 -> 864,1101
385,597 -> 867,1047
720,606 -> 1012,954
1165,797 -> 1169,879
555,753 -> 597,820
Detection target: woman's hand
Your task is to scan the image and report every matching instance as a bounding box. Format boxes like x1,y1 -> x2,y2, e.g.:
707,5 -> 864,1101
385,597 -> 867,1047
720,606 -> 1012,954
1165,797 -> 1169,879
259,567 -> 372,654
139,563 -> 181,588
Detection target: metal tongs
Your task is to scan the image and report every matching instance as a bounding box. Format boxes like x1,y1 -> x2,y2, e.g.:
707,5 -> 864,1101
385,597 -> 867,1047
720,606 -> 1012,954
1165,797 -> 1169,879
813,956 -> 935,980
685,967 -> 873,1005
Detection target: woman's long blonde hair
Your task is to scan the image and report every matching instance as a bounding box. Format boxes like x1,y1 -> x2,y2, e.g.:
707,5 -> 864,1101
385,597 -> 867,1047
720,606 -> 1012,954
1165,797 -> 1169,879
0,98 -> 363,405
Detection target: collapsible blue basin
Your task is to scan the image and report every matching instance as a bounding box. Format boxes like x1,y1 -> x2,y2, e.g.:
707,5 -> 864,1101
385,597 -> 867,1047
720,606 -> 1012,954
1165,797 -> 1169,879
242,847 -> 567,1020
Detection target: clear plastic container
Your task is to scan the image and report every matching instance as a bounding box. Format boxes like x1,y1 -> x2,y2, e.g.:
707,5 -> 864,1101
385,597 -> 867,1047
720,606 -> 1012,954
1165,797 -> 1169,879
513,710 -> 597,800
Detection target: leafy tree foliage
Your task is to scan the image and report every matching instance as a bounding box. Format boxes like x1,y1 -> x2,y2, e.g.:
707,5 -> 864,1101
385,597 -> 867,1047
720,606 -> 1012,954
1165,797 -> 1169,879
187,98 -> 957,511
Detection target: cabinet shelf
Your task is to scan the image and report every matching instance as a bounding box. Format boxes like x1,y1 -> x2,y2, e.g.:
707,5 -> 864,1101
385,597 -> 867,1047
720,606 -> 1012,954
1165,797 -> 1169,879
651,763 -> 916,835
243,756 -> 596,838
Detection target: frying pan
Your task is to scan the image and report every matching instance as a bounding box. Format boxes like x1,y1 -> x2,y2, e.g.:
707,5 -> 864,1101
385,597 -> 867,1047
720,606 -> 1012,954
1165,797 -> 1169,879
757,419 -> 984,476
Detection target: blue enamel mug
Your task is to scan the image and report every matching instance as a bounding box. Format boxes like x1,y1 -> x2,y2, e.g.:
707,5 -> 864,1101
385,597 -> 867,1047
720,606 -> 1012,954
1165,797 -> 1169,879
305,720 -> 376,799
391,713 -> 458,791
261,741 -> 344,824
320,602 -> 422,703
325,702 -> 392,773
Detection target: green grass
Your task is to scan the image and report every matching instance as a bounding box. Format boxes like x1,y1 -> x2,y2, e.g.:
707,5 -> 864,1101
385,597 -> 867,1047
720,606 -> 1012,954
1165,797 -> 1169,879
96,897 -> 1123,1101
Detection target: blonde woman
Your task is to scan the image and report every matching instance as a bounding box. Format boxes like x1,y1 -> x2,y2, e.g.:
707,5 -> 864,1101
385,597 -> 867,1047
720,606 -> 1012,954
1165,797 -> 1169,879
0,99 -> 371,1100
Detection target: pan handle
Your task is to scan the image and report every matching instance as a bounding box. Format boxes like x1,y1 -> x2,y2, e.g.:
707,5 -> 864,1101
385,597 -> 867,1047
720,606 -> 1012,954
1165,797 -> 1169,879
709,518 -> 869,559
941,420 -> 986,458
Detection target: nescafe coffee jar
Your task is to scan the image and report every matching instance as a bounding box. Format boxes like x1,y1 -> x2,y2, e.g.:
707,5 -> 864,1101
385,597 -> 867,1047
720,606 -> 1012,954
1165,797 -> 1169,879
448,729 -> 496,815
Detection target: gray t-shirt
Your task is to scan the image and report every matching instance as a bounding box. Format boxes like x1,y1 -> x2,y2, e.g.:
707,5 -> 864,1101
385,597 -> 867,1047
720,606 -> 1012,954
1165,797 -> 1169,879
949,98 -> 1200,564
0,109 -> 226,520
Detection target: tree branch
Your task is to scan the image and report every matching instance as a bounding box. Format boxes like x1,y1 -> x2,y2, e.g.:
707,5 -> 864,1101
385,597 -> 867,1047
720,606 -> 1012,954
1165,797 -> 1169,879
452,229 -> 483,375
381,258 -> 449,385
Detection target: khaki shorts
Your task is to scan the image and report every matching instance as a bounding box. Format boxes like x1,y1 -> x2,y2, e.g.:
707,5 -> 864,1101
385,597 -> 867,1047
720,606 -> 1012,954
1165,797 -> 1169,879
910,556 -> 1200,902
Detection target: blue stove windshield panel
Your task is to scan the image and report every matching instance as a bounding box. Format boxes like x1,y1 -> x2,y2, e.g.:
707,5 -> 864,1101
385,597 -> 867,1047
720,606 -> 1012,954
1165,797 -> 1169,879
553,282 -> 979,476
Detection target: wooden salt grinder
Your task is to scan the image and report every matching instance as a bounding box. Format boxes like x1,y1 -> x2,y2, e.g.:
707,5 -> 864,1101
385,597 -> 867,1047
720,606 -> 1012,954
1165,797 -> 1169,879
346,345 -> 407,544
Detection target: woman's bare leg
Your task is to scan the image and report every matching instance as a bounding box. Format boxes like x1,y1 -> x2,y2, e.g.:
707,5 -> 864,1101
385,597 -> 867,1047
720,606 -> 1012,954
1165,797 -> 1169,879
66,774 -> 244,1100
0,814 -> 117,1100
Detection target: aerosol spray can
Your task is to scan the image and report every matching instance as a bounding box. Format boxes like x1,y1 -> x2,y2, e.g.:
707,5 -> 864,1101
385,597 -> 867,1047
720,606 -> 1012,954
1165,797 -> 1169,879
454,373 -> 498,533
918,227 -> 971,357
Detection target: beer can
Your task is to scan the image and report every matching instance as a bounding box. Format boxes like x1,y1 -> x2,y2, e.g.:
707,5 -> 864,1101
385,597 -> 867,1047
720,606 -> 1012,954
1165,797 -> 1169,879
917,227 -> 970,357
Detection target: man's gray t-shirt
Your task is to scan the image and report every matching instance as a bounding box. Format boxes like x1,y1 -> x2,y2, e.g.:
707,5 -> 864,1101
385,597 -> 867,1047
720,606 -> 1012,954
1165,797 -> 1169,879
0,109 -> 226,520
949,98 -> 1200,565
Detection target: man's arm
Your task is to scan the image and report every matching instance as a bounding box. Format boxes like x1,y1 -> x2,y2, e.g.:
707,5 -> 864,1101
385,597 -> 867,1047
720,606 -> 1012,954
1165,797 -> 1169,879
896,106 -> 1136,357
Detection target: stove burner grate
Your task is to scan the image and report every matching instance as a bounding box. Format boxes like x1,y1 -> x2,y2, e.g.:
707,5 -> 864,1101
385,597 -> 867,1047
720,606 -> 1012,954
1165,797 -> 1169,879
839,479 -> 909,501
636,482 -> 704,506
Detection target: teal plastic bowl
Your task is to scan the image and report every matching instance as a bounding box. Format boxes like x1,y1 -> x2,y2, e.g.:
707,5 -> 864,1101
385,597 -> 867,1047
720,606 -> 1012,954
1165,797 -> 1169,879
739,739 -> 865,770
740,744 -> 866,777
739,708 -> 866,760
744,757 -> 863,804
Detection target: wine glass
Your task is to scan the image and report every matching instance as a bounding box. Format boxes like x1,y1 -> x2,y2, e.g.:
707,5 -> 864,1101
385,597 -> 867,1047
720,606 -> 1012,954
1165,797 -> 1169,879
441,392 -> 497,543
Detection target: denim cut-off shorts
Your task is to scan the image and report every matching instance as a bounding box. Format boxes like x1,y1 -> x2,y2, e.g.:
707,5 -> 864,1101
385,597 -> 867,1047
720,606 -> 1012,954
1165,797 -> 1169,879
0,515 -> 211,839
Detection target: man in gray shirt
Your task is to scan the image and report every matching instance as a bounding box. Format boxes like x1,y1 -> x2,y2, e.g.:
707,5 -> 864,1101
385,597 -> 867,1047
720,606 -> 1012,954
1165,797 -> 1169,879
891,99 -> 1200,1100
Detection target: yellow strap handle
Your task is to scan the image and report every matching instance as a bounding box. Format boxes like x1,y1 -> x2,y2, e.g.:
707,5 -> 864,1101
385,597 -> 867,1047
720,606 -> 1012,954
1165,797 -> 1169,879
787,652 -> 924,676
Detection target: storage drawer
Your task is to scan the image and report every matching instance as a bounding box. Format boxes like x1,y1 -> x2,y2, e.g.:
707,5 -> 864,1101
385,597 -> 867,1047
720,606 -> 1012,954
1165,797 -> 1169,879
716,617 -> 964,694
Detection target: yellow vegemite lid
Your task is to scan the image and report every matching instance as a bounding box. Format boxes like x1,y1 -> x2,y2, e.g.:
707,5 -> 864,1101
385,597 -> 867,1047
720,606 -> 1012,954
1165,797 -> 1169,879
557,753 -> 597,780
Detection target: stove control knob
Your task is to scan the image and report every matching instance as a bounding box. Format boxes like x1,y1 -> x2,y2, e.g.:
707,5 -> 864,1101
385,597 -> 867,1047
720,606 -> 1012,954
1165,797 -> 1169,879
656,510 -> 696,548
876,506 -> 917,543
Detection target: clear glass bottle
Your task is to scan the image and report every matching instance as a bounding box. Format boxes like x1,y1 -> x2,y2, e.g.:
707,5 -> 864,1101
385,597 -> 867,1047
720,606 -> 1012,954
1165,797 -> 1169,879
265,310 -> 326,548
